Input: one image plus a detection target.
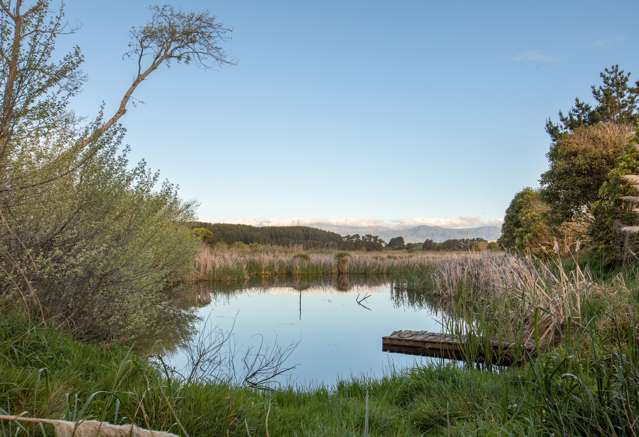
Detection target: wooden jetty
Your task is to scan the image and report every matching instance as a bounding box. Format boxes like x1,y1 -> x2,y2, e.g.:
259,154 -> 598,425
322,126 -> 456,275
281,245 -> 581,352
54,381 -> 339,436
382,330 -> 534,366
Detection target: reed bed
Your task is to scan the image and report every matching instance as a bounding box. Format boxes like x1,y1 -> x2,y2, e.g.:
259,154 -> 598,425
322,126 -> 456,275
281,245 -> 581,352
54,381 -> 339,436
432,253 -> 621,348
191,245 -> 482,282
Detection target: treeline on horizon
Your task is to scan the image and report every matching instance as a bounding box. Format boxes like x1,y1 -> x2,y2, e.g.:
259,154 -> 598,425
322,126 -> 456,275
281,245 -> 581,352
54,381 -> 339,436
188,221 -> 497,251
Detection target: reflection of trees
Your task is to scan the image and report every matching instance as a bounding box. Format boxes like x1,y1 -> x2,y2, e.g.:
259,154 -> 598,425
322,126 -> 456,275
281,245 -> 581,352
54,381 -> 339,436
136,305 -> 197,356
162,276 -> 434,356
173,283 -> 214,309
139,320 -> 195,356
181,275 -> 392,299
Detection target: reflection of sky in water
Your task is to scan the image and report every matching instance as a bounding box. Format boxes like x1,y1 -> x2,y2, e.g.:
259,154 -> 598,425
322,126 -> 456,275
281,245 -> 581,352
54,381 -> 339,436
165,282 -> 446,388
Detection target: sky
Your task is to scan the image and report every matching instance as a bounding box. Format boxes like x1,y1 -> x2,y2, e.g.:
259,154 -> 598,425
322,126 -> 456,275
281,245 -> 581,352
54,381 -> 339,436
60,0 -> 639,227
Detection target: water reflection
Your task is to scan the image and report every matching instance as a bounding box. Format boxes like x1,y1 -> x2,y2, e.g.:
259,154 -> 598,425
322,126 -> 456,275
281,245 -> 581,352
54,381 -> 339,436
164,277 -> 452,387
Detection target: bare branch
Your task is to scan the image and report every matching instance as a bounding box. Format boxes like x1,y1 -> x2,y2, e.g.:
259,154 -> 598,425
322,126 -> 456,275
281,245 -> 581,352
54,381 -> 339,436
0,3 -> 233,193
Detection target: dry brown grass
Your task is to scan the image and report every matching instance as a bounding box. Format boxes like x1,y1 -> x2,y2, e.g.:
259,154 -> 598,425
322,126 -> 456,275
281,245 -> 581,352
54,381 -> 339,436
190,244 -> 484,281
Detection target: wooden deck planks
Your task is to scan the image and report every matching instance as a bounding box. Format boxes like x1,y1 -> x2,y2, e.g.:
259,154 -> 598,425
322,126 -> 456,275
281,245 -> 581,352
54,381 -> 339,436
382,330 -> 534,366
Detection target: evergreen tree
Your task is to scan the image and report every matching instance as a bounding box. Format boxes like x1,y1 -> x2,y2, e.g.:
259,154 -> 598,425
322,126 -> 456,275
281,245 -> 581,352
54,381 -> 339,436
541,66 -> 639,222
545,65 -> 639,142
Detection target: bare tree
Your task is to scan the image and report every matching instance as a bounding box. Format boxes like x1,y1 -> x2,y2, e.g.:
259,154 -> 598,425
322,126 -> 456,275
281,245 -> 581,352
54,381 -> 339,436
0,0 -> 232,193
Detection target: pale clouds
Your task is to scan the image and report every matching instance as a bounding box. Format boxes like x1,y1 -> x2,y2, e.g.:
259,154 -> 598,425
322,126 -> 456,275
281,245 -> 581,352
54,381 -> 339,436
592,36 -> 625,48
204,217 -> 503,229
512,50 -> 557,63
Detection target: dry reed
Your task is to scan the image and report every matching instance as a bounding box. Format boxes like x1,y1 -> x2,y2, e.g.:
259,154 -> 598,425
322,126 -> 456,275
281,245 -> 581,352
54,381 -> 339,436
432,253 -> 619,347
190,245 -> 482,282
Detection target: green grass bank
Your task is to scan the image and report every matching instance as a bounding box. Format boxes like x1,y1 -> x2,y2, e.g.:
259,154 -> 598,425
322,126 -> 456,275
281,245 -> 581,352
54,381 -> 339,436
2,302 -> 639,436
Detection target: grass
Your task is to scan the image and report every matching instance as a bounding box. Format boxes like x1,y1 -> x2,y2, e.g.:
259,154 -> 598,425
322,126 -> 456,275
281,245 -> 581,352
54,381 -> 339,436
6,310 -> 638,436
0,312 -> 531,436
191,244 -> 483,282
4,252 -> 639,435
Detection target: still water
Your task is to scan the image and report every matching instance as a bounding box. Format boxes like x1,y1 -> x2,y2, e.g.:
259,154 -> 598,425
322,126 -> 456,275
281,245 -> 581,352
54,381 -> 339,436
165,278 -> 448,388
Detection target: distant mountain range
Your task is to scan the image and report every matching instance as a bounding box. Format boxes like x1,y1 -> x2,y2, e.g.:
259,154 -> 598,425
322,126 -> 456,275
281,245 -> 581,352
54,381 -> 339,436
308,223 -> 502,243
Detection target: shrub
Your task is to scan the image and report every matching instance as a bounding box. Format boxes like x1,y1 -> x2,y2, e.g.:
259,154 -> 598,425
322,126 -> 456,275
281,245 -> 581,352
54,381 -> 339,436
335,252 -> 351,275
387,236 -> 406,250
192,227 -> 214,243
591,143 -> 639,265
541,122 -> 634,222
0,142 -> 198,343
499,188 -> 553,254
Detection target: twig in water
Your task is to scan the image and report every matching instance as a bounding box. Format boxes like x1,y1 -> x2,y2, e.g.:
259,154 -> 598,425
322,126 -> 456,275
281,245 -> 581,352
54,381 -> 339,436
242,335 -> 298,390
356,293 -> 372,311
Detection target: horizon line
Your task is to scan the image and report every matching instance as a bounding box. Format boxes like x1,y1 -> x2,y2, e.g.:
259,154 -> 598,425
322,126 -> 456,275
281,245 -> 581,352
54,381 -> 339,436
196,217 -> 504,229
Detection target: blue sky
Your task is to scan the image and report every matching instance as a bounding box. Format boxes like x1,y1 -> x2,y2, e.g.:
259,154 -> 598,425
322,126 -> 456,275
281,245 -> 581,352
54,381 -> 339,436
62,0 -> 639,226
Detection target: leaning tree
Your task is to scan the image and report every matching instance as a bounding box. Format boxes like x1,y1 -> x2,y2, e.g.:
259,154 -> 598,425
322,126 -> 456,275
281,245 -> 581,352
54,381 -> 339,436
0,0 -> 232,195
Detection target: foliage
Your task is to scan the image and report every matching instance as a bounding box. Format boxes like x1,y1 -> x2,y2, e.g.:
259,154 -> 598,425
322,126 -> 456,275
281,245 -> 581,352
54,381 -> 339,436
0,1 -> 230,341
341,233 -> 386,251
591,144 -> 639,265
0,1 -> 232,195
503,66 -> 639,258
486,241 -> 500,251
187,222 -> 345,249
545,65 -> 639,142
189,224 -> 498,253
404,242 -> 423,252
4,257 -> 639,436
0,312 -> 524,436
422,238 -> 490,252
498,188 -> 552,253
386,236 -> 405,250
1,139 -> 198,342
541,66 -> 638,223
540,122 -> 634,222
192,227 -> 214,243
190,245 -> 477,282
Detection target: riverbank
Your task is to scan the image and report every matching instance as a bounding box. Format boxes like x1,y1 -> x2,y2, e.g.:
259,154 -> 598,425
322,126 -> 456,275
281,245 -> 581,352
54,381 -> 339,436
3,253 -> 639,435
0,313 -> 573,436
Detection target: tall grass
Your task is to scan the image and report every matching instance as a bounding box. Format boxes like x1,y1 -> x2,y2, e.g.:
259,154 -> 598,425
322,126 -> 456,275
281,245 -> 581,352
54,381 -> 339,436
191,245 -> 480,282
432,253 -> 625,349
3,252 -> 639,435
0,312 -> 529,436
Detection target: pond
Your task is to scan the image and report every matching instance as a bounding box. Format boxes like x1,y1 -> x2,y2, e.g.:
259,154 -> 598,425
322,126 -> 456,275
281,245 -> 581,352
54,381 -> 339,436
164,278 -> 450,388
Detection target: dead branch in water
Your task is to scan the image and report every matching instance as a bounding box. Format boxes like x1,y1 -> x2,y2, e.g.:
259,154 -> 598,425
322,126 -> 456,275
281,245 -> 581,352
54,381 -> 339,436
356,293 -> 372,311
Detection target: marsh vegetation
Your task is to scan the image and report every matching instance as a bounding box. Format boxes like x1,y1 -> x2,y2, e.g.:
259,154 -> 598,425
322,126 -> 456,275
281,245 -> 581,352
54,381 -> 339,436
0,0 -> 639,435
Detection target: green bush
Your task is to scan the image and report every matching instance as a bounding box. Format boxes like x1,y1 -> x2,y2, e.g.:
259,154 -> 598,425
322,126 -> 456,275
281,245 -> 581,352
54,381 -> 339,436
541,123 -> 634,222
192,227 -> 214,243
591,144 -> 639,265
0,141 -> 198,343
499,187 -> 553,254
